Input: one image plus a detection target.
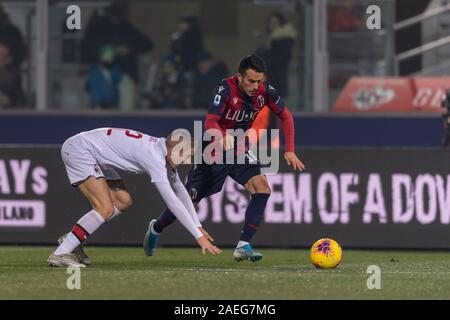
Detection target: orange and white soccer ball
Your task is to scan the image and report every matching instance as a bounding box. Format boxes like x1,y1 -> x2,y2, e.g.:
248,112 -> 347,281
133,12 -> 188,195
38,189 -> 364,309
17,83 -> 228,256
310,238 -> 342,269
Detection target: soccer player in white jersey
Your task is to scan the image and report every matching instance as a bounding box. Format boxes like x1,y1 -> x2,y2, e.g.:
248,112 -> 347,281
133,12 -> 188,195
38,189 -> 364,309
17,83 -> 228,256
47,127 -> 222,268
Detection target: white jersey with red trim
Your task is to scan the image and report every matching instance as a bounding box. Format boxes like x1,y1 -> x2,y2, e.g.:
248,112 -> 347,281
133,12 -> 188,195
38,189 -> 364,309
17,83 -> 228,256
62,127 -> 203,240
73,127 -> 169,183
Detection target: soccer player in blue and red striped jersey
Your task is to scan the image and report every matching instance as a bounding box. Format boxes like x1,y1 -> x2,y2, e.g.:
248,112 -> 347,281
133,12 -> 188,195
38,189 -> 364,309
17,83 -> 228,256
144,54 -> 305,262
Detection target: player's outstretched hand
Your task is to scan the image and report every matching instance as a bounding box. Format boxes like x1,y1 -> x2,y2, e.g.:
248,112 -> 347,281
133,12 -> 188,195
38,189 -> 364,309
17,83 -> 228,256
284,152 -> 306,172
197,236 -> 222,255
199,227 -> 214,242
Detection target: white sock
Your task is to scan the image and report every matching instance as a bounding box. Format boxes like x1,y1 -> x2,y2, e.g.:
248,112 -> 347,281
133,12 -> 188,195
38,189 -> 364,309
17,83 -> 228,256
106,207 -> 124,222
237,241 -> 249,249
54,233 -> 80,256
54,210 -> 105,255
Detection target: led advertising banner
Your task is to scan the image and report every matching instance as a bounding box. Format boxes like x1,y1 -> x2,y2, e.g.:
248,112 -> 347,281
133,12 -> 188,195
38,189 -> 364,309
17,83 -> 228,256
1,146 -> 450,249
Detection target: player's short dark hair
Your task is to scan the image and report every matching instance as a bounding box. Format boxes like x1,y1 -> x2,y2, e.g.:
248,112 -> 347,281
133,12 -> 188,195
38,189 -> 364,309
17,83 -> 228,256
238,54 -> 266,75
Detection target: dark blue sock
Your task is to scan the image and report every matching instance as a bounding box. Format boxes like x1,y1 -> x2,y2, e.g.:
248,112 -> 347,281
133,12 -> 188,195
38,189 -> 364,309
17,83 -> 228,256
240,193 -> 270,242
154,208 -> 177,233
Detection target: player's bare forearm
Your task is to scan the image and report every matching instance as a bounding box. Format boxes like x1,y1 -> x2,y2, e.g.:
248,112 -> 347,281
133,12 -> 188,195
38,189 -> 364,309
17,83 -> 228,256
284,151 -> 305,172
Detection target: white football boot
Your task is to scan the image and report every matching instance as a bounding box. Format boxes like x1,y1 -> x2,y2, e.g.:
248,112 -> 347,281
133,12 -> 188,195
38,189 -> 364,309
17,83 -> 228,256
47,253 -> 86,268
58,233 -> 92,265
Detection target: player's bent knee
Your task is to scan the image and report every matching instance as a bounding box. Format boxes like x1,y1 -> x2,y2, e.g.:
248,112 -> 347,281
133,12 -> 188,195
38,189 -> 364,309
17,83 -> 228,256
251,176 -> 271,194
116,196 -> 133,212
111,189 -> 133,212
255,185 -> 271,194
94,203 -> 115,219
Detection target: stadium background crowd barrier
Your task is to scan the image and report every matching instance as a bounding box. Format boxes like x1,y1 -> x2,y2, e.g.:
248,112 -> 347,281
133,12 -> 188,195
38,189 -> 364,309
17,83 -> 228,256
0,111 -> 444,147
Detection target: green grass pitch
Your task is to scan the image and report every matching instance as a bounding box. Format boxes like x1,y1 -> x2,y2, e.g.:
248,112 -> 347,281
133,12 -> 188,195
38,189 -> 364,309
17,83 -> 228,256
1,246 -> 450,299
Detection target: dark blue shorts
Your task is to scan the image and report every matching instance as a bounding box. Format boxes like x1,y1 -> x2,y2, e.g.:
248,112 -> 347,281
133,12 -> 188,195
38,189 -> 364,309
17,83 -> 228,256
185,162 -> 262,202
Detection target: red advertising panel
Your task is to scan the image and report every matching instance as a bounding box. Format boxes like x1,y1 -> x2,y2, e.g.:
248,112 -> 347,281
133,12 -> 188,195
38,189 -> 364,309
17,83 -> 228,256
333,77 -> 450,112
411,77 -> 450,111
